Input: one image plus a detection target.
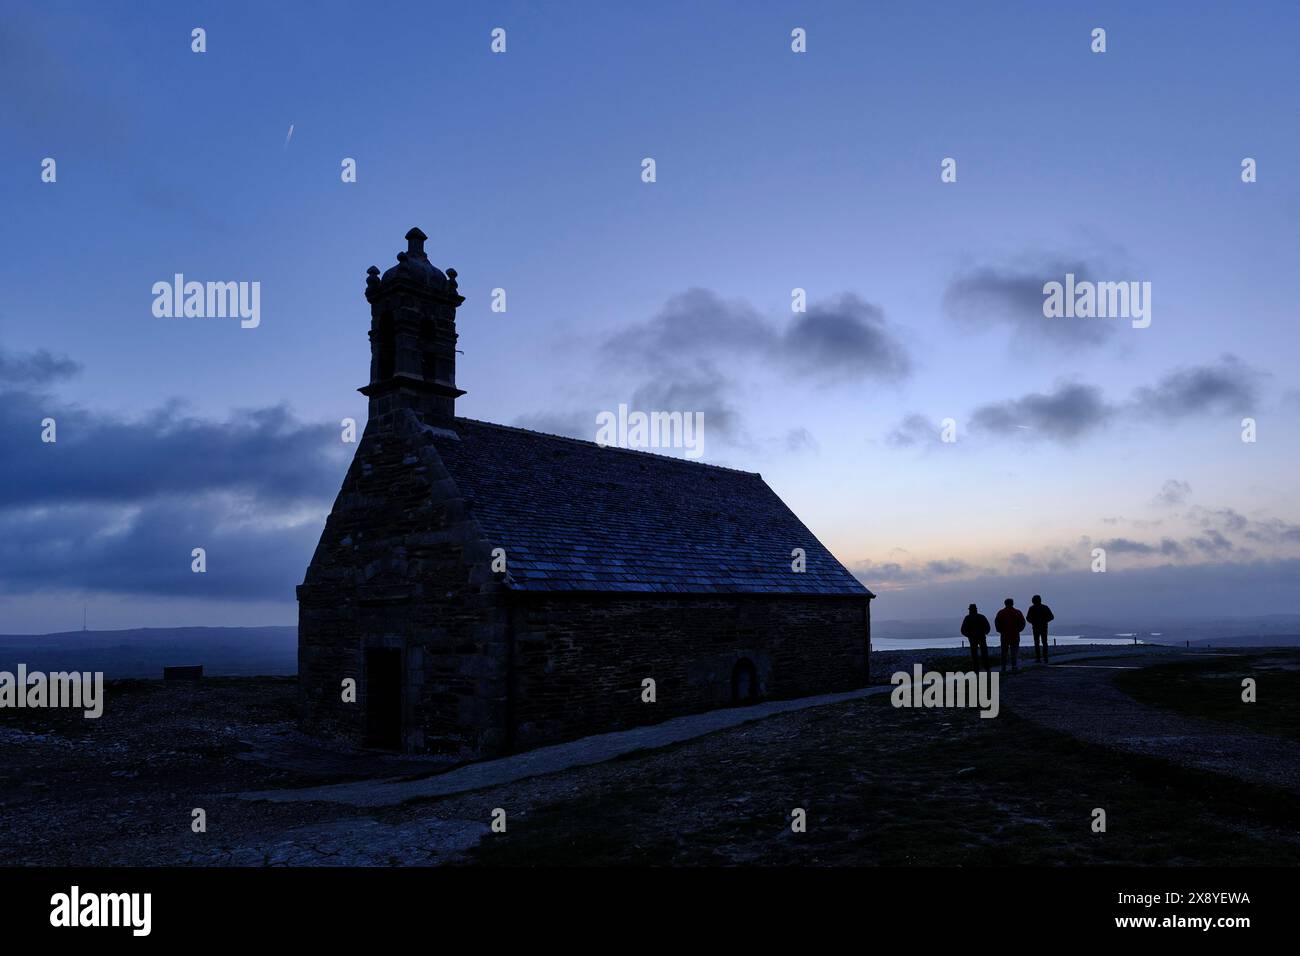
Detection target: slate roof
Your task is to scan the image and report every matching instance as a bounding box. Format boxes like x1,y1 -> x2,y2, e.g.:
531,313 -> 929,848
430,418 -> 873,597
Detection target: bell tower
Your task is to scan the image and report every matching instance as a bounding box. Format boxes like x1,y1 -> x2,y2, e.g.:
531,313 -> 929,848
359,227 -> 465,427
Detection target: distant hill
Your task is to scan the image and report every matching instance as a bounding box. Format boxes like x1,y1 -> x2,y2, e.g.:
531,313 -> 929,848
1188,633 -> 1300,647
0,627 -> 297,678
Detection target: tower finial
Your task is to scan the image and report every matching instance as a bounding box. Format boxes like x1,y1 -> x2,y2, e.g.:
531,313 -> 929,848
405,227 -> 428,259
360,229 -> 466,427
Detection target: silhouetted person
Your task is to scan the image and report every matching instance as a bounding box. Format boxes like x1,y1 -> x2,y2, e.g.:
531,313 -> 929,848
1026,594 -> 1055,663
960,603 -> 991,672
994,597 -> 1026,674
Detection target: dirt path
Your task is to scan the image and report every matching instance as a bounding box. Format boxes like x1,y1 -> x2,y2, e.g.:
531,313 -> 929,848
1001,649 -> 1300,794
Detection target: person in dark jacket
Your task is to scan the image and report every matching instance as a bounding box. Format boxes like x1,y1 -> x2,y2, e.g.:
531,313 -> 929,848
960,603 -> 992,672
994,598 -> 1026,674
1026,594 -> 1055,663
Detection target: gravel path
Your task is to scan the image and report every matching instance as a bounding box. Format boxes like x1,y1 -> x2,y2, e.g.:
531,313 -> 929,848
1001,648 -> 1300,794
239,683 -> 898,807
238,646 -> 1124,809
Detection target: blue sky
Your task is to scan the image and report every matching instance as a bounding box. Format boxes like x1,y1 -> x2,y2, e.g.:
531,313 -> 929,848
3,1 -> 1299,631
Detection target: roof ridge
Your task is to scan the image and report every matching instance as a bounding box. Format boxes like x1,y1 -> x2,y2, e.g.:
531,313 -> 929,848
451,417 -> 763,477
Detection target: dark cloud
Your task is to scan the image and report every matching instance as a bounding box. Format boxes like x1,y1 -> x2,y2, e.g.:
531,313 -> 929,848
1099,537 -> 1187,558
629,362 -> 746,445
925,558 -> 971,576
602,288 -> 911,385
1189,529 -> 1236,557
0,348 -> 82,385
1244,518 -> 1300,546
942,259 -> 1115,349
1098,537 -> 1156,555
887,413 -> 943,448
1153,479 -> 1191,508
853,557 -> 980,585
2,389 -> 347,508
965,357 -> 1266,445
853,560 -> 909,582
969,383 -> 1114,441
784,295 -> 911,383
1191,507 -> 1249,534
1133,355 -> 1258,418
601,288 -> 775,359
0,351 -> 347,601
538,288 -> 912,457
0,498 -> 323,601
512,361 -> 747,451
1076,503 -> 1300,565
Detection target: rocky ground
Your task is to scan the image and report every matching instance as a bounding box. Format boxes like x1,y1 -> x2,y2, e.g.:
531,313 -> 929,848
1,647 -> 1297,866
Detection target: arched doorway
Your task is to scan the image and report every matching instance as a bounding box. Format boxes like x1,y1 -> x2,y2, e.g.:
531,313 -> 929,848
731,658 -> 759,704
364,647 -> 402,750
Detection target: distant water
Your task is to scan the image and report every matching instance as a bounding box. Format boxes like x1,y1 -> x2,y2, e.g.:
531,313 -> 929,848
871,635 -> 1150,651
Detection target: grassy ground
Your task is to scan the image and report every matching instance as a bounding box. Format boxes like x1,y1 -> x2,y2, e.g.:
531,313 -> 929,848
5,664 -> 1299,866
462,691 -> 1300,866
1114,652 -> 1300,743
0,678 -> 378,865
